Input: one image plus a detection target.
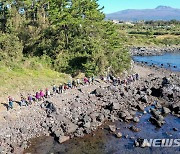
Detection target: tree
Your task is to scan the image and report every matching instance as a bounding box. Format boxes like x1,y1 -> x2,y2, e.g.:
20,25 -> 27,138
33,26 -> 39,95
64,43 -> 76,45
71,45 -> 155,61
0,0 -> 131,76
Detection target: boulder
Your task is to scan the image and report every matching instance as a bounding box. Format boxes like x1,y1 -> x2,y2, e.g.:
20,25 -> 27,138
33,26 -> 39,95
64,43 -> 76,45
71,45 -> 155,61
150,109 -> 164,122
162,107 -> 171,115
173,128 -> 178,131
109,125 -> 116,132
162,77 -> 170,86
149,117 -> 165,127
170,103 -> 180,114
66,123 -> 78,134
90,113 -> 99,122
129,110 -> 137,116
96,114 -> 105,122
150,108 -> 161,117
141,139 -> 151,148
58,136 -> 70,143
134,138 -> 150,148
84,122 -> 91,128
112,103 -> 121,110
41,101 -> 56,115
136,104 -> 145,111
125,114 -> 133,121
83,115 -> 92,123
85,128 -> 92,134
139,95 -> 148,103
116,132 -> 122,138
54,129 -> 64,138
109,86 -> 118,92
110,114 -> 118,122
154,102 -> 162,109
129,126 -> 141,132
134,138 -> 143,147
133,117 -> 140,123
74,128 -> 84,137
94,88 -> 106,97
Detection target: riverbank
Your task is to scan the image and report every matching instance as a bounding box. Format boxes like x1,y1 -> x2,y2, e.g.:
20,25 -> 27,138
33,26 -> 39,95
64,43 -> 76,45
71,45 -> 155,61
25,110 -> 180,154
0,64 -> 179,153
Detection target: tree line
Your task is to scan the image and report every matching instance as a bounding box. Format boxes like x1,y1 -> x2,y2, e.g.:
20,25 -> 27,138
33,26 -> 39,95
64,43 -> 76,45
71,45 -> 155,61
0,0 -> 130,76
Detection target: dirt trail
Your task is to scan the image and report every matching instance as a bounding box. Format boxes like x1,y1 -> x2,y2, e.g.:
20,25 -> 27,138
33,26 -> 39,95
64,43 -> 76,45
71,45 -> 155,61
0,81 -> 108,121
1,63 -> 177,117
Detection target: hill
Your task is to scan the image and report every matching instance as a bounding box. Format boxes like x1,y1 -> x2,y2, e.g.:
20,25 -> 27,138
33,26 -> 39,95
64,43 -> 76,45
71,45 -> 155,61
106,6 -> 180,21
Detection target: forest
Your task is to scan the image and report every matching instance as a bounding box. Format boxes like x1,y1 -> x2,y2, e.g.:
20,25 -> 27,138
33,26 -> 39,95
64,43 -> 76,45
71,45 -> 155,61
0,0 -> 131,77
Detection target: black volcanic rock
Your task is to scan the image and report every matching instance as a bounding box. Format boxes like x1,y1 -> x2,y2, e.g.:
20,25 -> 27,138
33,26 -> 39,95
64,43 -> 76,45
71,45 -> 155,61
106,6 -> 180,21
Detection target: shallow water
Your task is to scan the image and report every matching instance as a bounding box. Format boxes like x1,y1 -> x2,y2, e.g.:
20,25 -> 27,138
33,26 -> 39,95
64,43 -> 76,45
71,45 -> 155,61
133,52 -> 180,71
25,107 -> 180,154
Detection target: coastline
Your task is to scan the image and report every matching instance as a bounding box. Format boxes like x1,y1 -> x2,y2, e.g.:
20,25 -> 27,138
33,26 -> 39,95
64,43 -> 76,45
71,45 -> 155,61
130,46 -> 180,56
0,63 -> 179,153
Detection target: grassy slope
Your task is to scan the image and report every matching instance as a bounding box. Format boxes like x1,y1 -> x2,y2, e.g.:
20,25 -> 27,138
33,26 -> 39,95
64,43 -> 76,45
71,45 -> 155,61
0,61 -> 70,110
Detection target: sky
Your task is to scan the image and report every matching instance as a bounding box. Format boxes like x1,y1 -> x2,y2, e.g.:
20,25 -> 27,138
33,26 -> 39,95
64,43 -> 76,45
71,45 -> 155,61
98,0 -> 180,14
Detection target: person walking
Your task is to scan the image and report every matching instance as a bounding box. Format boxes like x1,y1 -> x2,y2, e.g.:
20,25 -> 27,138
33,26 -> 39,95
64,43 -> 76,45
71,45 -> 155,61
88,77 -> 92,85
40,90 -> 45,100
59,85 -> 63,94
27,94 -> 33,105
72,80 -> 77,88
20,96 -> 27,106
68,81 -> 72,89
35,92 -> 41,102
8,96 -> 13,110
136,73 -> 139,80
77,78 -> 80,86
52,85 -> 57,95
45,88 -> 50,98
92,76 -> 95,84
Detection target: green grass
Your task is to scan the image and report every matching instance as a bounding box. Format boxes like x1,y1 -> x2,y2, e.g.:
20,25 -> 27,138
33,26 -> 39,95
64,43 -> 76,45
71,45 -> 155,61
117,24 -> 180,47
0,60 -> 70,103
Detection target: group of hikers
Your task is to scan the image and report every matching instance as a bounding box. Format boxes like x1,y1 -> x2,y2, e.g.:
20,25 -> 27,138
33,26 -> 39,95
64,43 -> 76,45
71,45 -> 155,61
7,76 -> 95,110
7,73 -> 139,111
101,73 -> 139,86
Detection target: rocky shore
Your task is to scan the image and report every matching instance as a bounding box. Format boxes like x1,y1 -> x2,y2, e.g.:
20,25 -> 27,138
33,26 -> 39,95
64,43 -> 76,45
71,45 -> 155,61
0,64 -> 180,153
130,46 -> 180,56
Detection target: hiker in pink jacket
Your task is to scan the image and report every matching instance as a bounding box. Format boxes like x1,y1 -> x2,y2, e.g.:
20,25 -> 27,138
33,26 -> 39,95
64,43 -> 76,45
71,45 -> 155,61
35,92 -> 41,101
40,90 -> 45,100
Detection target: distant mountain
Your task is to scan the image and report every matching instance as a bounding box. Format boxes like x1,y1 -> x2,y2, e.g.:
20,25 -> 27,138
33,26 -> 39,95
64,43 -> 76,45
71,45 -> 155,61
106,6 -> 180,21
